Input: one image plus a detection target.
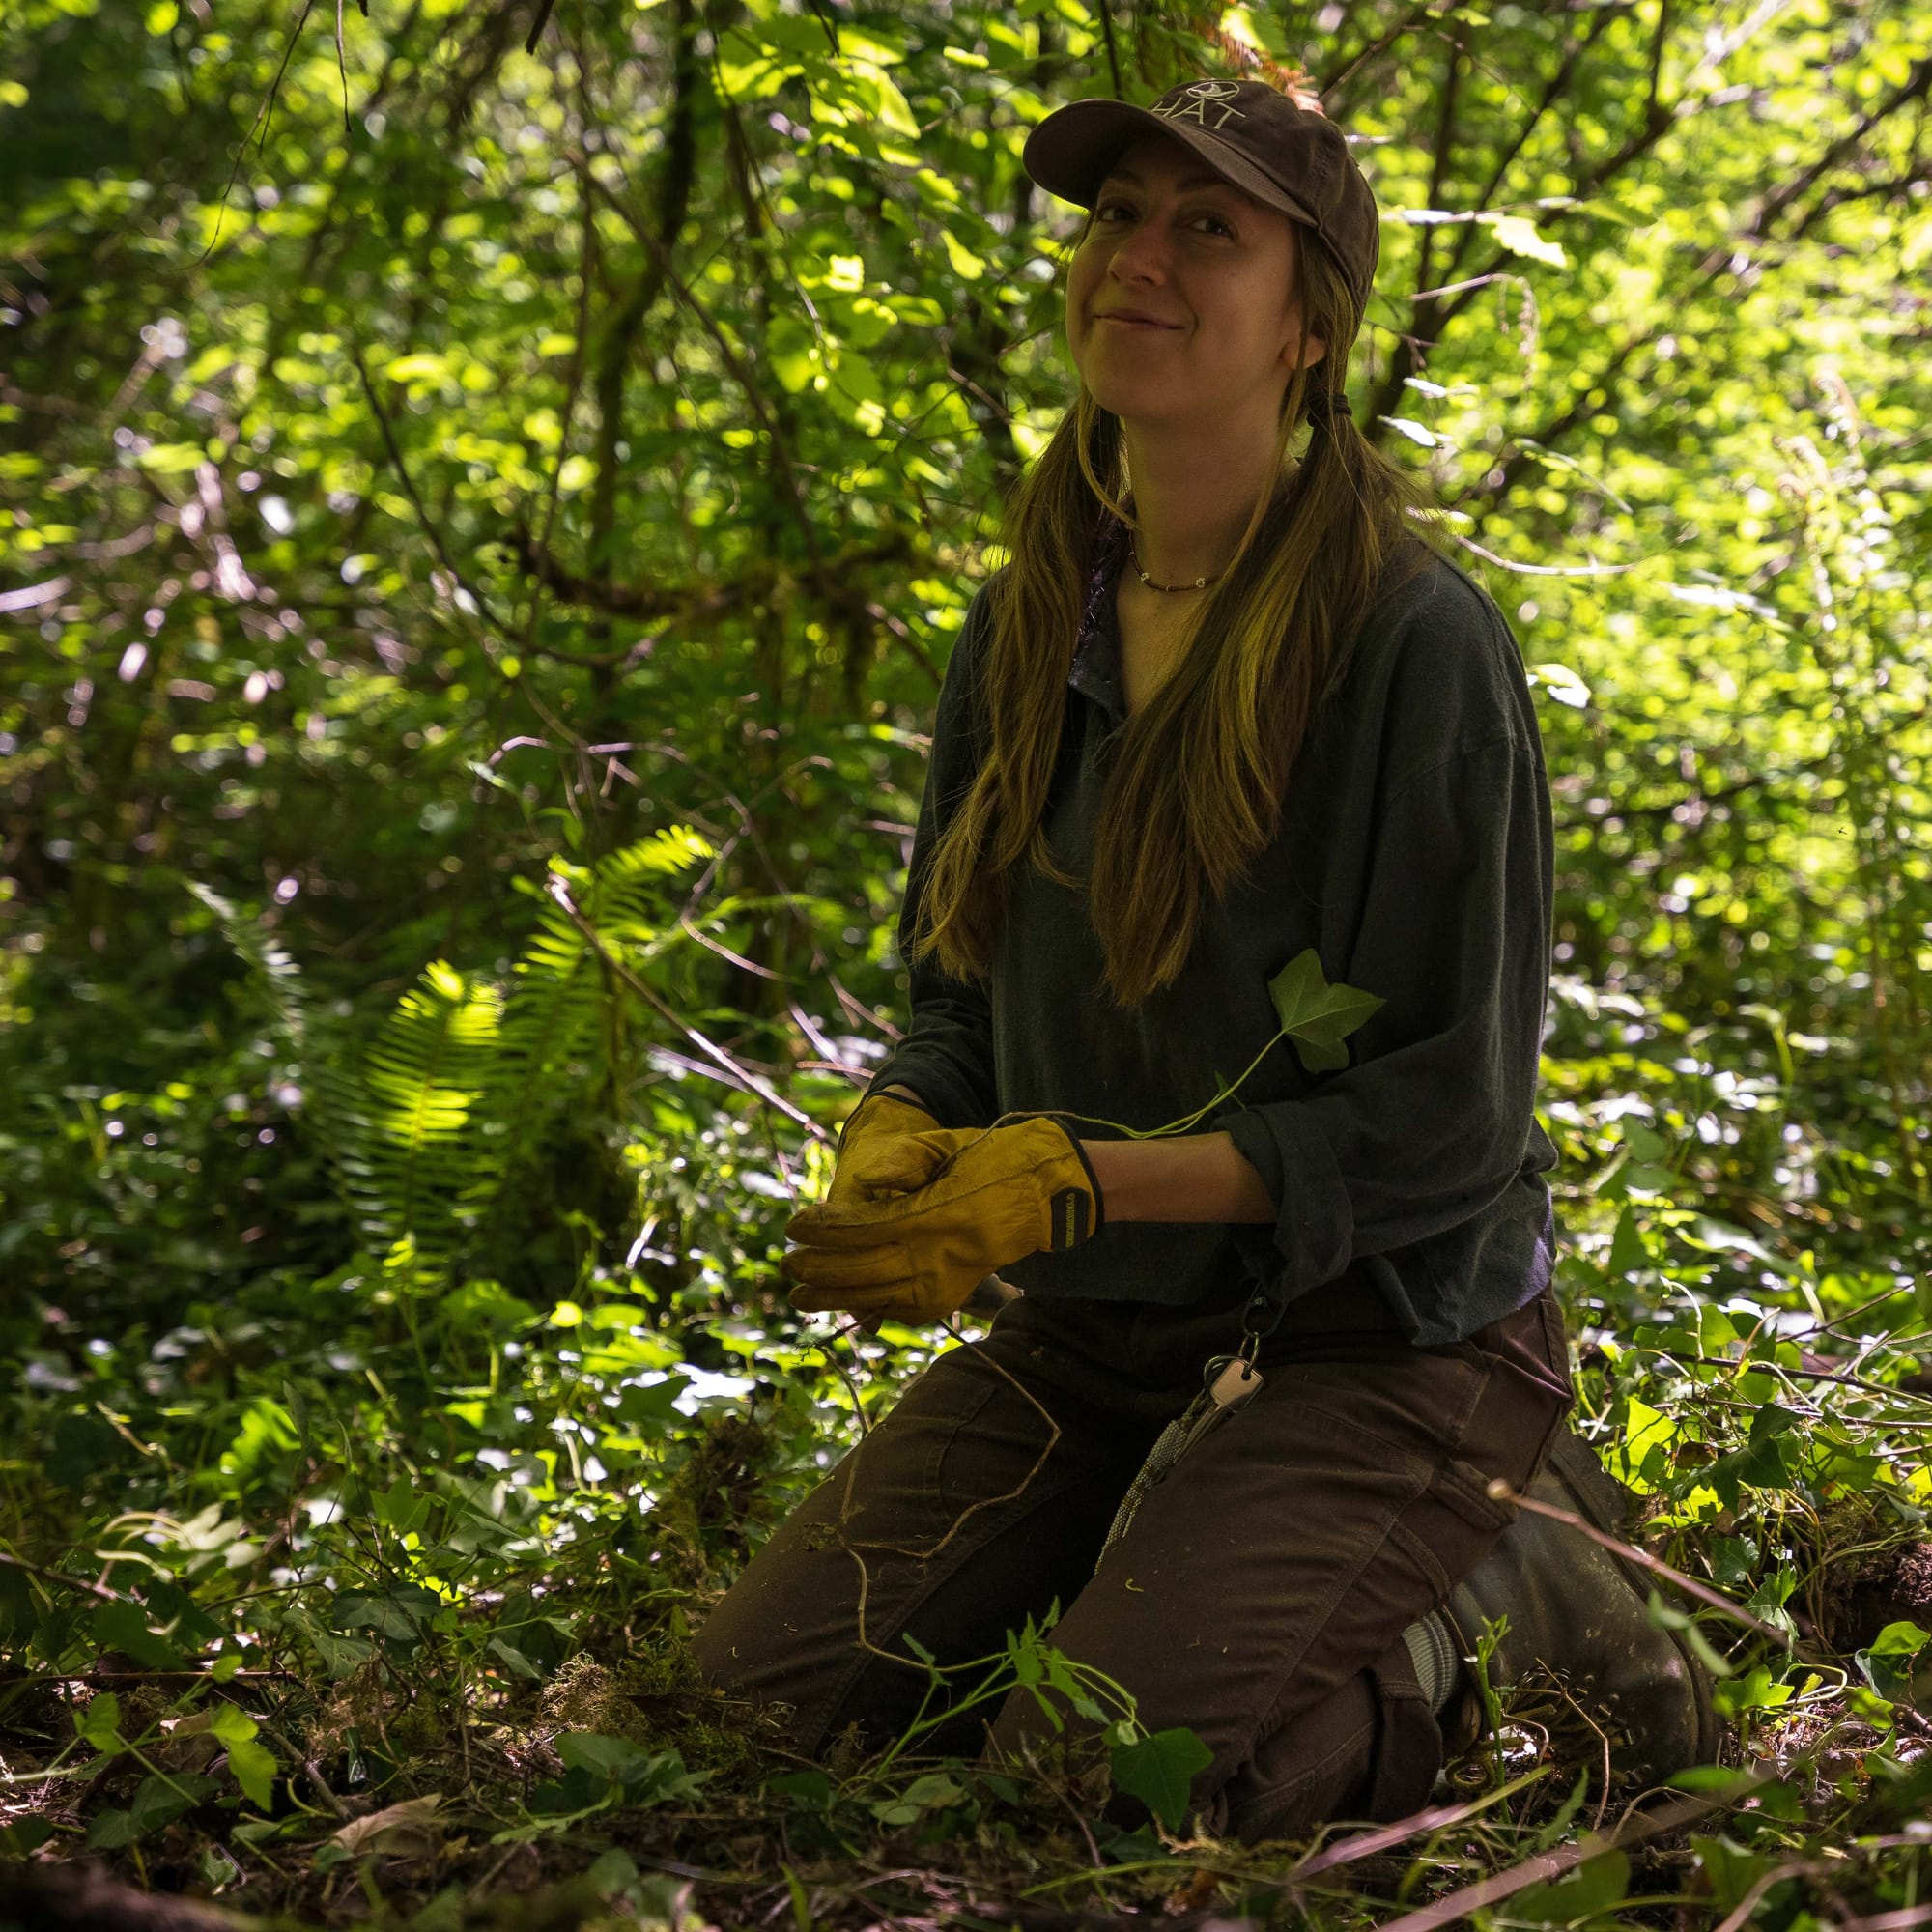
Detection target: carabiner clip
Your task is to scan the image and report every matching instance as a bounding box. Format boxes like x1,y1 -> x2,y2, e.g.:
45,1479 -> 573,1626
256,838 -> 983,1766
1238,1285 -> 1282,1365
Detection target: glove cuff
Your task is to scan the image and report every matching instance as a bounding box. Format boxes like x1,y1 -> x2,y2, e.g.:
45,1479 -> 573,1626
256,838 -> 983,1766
1037,1113 -> 1105,1251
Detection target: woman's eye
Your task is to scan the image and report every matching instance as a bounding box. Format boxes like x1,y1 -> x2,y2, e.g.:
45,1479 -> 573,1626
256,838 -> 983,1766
1089,200 -> 1233,236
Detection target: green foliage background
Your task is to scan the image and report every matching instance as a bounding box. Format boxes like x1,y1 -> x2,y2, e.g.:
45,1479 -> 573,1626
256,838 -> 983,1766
1,0 -> 1929,1922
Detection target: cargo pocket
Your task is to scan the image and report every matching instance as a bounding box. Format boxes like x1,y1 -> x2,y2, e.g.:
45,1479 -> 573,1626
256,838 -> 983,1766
918,1365 -> 1008,1510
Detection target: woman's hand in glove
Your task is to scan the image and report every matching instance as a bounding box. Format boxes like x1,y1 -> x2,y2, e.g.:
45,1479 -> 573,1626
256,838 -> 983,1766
823,1090 -> 961,1208
781,1114 -> 1103,1325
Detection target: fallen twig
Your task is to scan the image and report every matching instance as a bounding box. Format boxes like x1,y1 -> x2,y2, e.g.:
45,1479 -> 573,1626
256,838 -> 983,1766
1289,1764 -> 1552,1882
1372,1778 -> 1759,1932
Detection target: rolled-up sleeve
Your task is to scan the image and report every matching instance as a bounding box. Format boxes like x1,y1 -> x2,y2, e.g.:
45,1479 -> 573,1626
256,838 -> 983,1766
862,591 -> 1001,1129
1218,728 -> 1554,1304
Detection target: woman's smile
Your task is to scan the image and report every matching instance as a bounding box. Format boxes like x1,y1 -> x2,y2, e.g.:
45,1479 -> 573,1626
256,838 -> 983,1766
1093,308 -> 1183,331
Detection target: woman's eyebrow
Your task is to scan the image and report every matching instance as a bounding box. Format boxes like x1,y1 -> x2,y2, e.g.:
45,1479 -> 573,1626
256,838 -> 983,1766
1100,165 -> 1241,197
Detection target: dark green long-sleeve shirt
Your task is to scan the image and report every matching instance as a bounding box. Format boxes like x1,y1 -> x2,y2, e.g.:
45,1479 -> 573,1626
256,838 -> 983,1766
862,514 -> 1560,1347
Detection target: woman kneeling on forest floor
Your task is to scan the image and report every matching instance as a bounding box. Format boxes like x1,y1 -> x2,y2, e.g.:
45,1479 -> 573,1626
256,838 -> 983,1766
692,71 -> 1720,1842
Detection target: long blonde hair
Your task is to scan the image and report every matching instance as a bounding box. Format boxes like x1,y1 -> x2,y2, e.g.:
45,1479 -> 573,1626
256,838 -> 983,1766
910,172 -> 1450,1009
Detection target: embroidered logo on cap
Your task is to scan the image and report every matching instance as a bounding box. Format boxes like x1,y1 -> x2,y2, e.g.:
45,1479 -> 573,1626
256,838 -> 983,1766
1151,78 -> 1247,131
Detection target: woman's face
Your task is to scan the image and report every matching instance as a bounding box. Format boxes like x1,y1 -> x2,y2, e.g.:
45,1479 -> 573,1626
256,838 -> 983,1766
1065,132 -> 1325,430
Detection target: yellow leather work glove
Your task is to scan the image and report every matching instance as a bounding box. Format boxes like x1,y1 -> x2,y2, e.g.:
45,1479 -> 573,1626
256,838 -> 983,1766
823,1089 -> 954,1207
781,1114 -> 1103,1325
810,1088 -> 989,1334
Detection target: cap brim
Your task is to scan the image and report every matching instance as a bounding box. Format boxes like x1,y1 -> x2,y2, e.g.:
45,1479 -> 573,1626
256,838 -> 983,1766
1022,99 -> 1322,237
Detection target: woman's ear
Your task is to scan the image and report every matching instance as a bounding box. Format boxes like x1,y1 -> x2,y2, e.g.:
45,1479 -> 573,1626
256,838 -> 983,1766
1278,293 -> 1327,380
1280,321 -> 1327,376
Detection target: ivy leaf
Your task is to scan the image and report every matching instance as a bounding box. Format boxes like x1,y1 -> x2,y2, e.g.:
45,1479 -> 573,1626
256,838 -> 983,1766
75,1690 -> 126,1753
226,1734 -> 279,1811
1868,1619 -> 1932,1657
1606,1205 -> 1654,1276
371,1476 -> 433,1538
553,1734 -> 709,1809
1714,1663 -> 1796,1720
208,1702 -> 256,1748
1265,950 -> 1386,1073
615,1374 -> 690,1429
84,1807 -> 137,1850
209,1705 -> 278,1807
91,1600 -> 186,1671
1107,1725 -> 1211,1833
128,1771 -> 217,1838
1858,1620 -> 1932,1701
555,1732 -> 651,1781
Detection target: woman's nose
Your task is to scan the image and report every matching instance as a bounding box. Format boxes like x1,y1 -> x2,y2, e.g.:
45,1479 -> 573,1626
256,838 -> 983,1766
1107,216 -> 1172,283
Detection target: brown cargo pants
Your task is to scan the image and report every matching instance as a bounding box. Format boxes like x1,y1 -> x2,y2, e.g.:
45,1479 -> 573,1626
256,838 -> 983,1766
692,1272 -> 1574,1842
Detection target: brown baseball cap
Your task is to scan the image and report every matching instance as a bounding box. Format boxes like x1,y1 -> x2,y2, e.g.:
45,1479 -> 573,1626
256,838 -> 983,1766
1022,77 -> 1381,310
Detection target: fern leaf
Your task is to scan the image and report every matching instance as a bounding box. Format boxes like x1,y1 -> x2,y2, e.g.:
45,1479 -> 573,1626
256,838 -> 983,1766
455,831 -> 713,1262
359,961 -> 503,1271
